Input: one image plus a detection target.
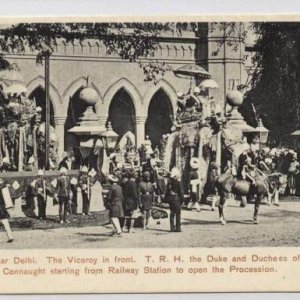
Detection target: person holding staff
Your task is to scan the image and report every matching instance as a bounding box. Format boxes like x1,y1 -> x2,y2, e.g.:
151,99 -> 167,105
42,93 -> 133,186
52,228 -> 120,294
0,178 -> 14,242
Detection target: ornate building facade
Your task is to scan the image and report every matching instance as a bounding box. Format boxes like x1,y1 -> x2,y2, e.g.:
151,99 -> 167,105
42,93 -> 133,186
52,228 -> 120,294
4,23 -> 254,159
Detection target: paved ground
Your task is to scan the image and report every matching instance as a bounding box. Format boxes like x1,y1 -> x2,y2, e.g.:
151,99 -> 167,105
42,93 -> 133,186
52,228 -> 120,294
1,198 -> 300,248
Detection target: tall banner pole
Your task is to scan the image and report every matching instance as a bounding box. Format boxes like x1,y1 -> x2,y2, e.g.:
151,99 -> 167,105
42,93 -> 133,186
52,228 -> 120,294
216,131 -> 222,175
44,52 -> 50,170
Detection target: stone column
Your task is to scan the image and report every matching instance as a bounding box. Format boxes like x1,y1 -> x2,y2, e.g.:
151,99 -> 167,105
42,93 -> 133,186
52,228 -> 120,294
135,115 -> 147,147
99,115 -> 108,128
54,116 -> 67,160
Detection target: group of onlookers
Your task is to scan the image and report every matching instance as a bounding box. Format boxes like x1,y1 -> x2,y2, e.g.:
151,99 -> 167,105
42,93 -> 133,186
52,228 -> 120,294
233,146 -> 300,195
105,166 -> 184,236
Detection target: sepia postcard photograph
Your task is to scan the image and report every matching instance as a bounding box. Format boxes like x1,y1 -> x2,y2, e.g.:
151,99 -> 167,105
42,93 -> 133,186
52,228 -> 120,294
0,1 -> 299,293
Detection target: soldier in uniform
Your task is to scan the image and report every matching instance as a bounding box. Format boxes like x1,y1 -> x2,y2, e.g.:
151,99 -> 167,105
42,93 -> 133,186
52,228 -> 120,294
165,167 -> 184,232
0,178 -> 14,242
138,171 -> 154,229
58,148 -> 77,214
78,166 -> 92,215
33,169 -> 48,220
122,170 -> 140,233
107,174 -> 124,236
54,167 -> 72,224
243,156 -> 258,187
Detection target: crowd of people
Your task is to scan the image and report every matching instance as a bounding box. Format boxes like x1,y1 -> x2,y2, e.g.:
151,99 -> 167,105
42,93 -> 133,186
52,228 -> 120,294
0,129 -> 299,242
103,166 -> 184,236
236,146 -> 299,194
103,134 -> 185,236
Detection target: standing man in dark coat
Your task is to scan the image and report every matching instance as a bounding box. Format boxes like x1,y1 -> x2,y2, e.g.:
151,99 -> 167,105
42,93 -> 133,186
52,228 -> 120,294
58,148 -> 77,214
138,171 -> 154,229
54,167 -> 72,224
165,167 -> 184,232
107,175 -> 124,236
122,170 -> 140,233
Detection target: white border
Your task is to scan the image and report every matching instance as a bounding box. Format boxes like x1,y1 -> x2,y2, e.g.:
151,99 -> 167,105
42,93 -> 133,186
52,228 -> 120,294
0,0 -> 299,16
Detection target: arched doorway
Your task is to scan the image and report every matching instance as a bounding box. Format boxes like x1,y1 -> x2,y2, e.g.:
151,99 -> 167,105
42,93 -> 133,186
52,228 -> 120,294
108,88 -> 136,141
145,89 -> 174,149
64,87 -> 91,164
28,87 -> 56,169
29,86 -> 55,126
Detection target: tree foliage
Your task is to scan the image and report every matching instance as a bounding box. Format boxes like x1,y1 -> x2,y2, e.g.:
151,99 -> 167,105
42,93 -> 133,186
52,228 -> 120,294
0,22 -> 198,82
241,22 -> 300,146
0,22 -> 248,83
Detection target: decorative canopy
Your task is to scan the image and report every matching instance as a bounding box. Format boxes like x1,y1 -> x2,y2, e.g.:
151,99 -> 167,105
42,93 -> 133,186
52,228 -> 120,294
173,64 -> 211,79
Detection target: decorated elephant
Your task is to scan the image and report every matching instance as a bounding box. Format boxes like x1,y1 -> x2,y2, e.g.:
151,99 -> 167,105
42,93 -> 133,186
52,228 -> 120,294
162,121 -> 214,211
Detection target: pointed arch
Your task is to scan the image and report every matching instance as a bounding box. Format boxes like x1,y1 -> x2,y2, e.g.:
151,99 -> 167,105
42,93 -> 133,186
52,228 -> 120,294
62,76 -> 102,113
145,86 -> 175,148
143,78 -> 178,118
108,88 -> 136,139
102,77 -> 143,116
26,76 -> 62,116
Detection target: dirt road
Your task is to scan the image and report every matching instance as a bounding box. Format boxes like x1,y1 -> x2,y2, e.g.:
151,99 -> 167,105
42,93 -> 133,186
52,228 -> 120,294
1,200 -> 300,248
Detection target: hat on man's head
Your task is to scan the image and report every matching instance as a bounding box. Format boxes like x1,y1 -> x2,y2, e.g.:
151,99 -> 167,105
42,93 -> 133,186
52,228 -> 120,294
107,174 -> 119,183
2,157 -> 10,165
190,157 -> 199,169
88,168 -> 97,178
36,106 -> 42,113
170,167 -> 181,179
81,166 -> 88,173
252,136 -> 260,144
60,167 -> 68,175
28,156 -> 35,164
193,86 -> 201,94
37,169 -> 44,176
265,158 -> 272,165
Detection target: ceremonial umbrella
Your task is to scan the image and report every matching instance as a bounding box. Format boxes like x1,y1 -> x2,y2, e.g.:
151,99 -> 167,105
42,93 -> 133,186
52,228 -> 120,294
173,64 -> 211,79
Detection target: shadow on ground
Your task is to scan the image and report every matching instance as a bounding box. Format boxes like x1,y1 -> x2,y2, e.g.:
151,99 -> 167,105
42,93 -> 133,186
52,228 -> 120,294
0,212 -> 110,232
